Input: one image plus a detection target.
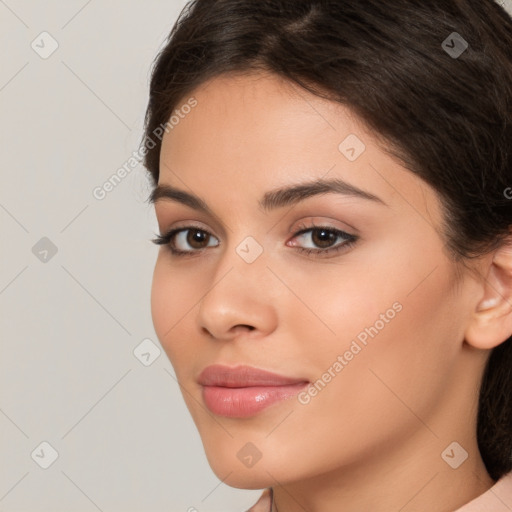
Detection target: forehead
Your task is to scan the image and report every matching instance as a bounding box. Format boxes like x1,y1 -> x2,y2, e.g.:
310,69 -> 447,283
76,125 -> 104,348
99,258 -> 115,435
158,71 -> 442,225
161,70 -> 368,160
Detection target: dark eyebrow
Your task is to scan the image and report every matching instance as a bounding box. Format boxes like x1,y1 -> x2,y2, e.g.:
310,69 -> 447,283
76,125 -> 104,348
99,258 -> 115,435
258,177 -> 386,212
148,177 -> 386,214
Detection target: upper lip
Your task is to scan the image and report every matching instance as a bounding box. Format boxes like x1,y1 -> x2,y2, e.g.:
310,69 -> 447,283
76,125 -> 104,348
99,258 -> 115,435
198,365 -> 309,388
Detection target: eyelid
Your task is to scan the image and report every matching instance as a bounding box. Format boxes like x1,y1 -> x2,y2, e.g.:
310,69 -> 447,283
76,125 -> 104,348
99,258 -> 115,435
289,216 -> 358,236
154,205 -> 228,240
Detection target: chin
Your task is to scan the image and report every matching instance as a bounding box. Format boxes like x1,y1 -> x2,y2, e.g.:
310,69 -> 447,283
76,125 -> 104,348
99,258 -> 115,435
201,442 -> 279,489
211,464 -> 275,490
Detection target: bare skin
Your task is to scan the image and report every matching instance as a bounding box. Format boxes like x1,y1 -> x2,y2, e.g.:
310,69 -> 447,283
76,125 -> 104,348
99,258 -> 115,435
150,70 -> 512,512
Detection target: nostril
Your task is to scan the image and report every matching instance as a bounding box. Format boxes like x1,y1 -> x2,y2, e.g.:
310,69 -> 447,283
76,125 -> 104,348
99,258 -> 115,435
236,324 -> 255,331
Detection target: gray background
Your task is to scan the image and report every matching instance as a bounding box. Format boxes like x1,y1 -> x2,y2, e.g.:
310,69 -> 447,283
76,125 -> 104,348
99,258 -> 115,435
1,1 -> 511,511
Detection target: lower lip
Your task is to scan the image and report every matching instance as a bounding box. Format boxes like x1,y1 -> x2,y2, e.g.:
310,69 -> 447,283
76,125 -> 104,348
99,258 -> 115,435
202,383 -> 308,418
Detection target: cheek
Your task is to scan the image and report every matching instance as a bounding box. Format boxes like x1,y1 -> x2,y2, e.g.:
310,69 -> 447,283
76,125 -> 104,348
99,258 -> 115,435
283,230 -> 461,403
150,256 -> 201,364
295,250 -> 460,423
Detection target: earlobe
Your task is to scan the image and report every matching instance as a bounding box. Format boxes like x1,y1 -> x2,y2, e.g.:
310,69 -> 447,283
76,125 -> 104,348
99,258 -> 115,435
465,240 -> 512,350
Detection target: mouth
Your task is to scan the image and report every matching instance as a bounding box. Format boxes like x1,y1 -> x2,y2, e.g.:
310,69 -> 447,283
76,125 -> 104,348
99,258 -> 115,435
197,364 -> 309,418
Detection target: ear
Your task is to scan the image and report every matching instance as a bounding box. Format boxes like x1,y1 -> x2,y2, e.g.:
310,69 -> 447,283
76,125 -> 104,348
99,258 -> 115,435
465,239 -> 512,350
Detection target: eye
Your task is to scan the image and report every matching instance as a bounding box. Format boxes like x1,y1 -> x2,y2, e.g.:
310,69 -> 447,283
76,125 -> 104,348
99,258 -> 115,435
288,222 -> 358,257
151,226 -> 219,255
151,222 -> 358,258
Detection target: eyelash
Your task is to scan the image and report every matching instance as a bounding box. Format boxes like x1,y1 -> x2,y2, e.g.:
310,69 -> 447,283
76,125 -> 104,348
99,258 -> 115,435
151,222 -> 358,259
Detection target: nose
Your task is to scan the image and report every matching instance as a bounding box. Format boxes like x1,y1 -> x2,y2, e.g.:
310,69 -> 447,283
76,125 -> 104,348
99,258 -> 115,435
196,244 -> 278,341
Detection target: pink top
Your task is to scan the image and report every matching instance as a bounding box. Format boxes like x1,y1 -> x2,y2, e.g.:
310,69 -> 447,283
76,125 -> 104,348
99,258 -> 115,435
246,472 -> 512,512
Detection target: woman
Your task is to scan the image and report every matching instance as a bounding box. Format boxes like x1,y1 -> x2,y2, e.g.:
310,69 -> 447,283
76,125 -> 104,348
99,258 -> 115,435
141,1 -> 512,510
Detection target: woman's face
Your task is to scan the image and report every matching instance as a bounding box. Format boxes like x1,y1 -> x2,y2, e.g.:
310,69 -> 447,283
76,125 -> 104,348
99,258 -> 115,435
150,71 -> 485,489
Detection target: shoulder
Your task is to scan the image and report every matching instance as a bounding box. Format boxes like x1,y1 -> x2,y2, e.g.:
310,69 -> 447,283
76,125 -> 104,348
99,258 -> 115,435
244,488 -> 272,512
455,472 -> 512,512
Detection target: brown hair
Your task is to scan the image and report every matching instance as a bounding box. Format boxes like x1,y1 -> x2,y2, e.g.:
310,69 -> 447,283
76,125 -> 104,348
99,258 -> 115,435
141,0 -> 512,480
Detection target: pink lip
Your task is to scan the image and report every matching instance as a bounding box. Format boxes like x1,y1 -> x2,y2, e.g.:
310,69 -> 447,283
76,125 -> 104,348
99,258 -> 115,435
198,365 -> 309,418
